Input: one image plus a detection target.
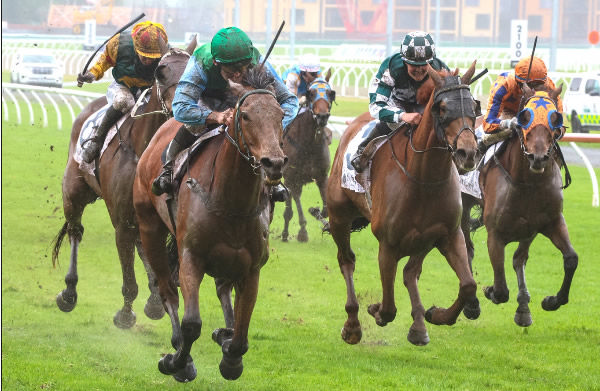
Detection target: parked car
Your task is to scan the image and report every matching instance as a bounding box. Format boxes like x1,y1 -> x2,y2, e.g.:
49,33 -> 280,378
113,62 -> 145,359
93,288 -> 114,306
10,50 -> 64,88
562,72 -> 600,133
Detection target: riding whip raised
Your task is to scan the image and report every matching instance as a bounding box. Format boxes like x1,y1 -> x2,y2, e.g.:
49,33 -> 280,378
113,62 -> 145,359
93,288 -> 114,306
77,13 -> 146,87
525,35 -> 538,83
258,20 -> 285,72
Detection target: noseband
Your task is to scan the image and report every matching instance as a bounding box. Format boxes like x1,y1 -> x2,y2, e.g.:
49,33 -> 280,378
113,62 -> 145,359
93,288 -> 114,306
225,89 -> 278,174
429,77 -> 478,153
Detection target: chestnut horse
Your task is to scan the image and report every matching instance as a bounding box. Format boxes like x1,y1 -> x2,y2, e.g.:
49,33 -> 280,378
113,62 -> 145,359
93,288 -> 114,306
326,62 -> 480,346
282,72 -> 335,242
51,43 -> 195,328
133,68 -> 287,382
461,83 -> 577,327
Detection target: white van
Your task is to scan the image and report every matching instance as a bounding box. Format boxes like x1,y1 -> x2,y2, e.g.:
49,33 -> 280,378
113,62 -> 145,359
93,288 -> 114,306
562,72 -> 600,133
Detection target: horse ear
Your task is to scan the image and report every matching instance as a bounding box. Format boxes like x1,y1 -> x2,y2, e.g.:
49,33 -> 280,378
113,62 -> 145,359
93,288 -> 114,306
185,34 -> 197,55
158,35 -> 169,56
426,64 -> 443,87
453,68 -> 459,76
325,67 -> 332,83
551,83 -> 563,102
460,60 -> 477,84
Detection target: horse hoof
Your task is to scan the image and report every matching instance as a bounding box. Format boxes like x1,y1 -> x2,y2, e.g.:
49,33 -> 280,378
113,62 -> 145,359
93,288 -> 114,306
158,354 -> 175,376
297,230 -> 308,242
113,310 -> 136,329
173,356 -> 197,383
144,295 -> 165,320
56,291 -> 77,312
367,303 -> 389,327
541,296 -> 563,311
407,327 -> 430,346
219,356 -> 244,381
424,306 -> 438,324
463,298 -> 481,320
212,328 -> 235,346
341,326 -> 362,345
514,311 -> 533,327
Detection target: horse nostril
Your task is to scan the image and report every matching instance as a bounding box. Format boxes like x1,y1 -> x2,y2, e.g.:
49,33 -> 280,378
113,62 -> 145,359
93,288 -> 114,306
454,149 -> 467,161
260,157 -> 273,168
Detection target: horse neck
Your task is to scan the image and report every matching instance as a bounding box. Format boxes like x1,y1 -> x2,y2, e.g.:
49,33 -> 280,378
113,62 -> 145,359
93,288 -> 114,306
210,133 -> 264,214
133,86 -> 167,156
290,111 -> 319,143
404,95 -> 453,179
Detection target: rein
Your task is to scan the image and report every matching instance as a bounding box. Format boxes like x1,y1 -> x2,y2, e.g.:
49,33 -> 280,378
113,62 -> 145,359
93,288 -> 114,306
224,88 -> 277,174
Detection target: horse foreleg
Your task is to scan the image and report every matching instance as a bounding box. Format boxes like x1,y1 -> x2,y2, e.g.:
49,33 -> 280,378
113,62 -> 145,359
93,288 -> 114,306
512,239 -> 533,327
427,230 -> 477,326
282,196 -> 293,242
112,225 -> 138,329
215,278 -> 234,329
135,239 -> 165,320
292,186 -> 308,242
159,251 -> 203,383
484,232 -> 509,304
459,199 -> 481,320
541,217 -> 578,312
214,270 -> 260,381
315,175 -> 329,219
367,243 -> 397,327
403,253 -> 429,346
330,219 -> 361,344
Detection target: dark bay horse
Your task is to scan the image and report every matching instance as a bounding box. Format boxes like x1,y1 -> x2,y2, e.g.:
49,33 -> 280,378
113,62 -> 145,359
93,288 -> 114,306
461,83 -> 577,327
282,71 -> 335,242
51,43 -> 195,328
326,62 -> 480,346
133,68 -> 287,382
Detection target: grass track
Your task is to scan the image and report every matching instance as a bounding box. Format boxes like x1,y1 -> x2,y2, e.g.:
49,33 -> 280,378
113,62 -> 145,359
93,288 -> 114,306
1,100 -> 600,390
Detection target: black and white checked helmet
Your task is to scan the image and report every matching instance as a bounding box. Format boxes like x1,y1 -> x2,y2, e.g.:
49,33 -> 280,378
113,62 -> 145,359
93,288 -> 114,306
400,31 -> 436,65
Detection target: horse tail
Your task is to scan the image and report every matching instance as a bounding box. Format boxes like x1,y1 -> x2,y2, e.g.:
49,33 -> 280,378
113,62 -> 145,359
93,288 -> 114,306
51,222 -> 68,268
166,233 -> 180,286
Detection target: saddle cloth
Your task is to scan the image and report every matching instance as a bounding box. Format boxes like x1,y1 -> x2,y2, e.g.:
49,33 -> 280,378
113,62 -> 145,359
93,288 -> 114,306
75,92 -> 150,177
341,120 -> 387,193
458,139 -> 506,199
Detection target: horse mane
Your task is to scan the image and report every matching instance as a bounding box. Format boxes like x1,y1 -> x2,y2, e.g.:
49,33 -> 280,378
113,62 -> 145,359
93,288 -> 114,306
416,69 -> 452,105
242,66 -> 276,91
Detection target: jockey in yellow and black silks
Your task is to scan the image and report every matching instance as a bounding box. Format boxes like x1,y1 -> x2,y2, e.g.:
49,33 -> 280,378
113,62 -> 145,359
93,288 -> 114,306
77,21 -> 169,163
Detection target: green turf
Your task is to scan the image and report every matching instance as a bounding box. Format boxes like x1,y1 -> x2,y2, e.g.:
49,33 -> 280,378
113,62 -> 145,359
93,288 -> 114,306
2,96 -> 599,390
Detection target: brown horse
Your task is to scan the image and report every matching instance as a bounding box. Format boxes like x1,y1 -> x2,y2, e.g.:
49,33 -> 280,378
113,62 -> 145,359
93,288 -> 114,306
281,72 -> 335,242
51,43 -> 196,328
133,68 -> 286,382
461,83 -> 577,327
326,62 -> 480,346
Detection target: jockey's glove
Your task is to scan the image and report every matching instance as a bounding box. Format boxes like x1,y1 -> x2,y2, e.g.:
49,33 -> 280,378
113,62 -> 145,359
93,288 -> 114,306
298,96 -> 307,106
499,117 -> 518,131
77,71 -> 95,84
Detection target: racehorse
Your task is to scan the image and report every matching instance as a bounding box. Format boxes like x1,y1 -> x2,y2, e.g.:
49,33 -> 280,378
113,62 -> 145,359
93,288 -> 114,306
133,67 -> 287,382
51,41 -> 196,329
326,62 -> 480,346
461,83 -> 577,327
281,70 -> 335,242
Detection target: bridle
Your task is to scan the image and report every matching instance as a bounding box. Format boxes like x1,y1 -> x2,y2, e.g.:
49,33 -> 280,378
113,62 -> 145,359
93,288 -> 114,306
224,88 -> 278,174
131,49 -> 190,119
419,76 -> 479,154
307,79 -> 333,141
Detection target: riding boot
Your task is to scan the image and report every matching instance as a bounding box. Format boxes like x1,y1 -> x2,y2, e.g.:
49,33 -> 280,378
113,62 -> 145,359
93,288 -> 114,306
81,106 -> 123,163
271,183 -> 289,202
350,121 -> 391,173
151,125 -> 197,196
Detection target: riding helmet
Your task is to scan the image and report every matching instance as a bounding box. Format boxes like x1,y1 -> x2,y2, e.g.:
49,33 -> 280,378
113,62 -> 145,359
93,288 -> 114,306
400,31 -> 436,66
131,21 -> 168,59
211,27 -> 255,64
515,56 -> 547,83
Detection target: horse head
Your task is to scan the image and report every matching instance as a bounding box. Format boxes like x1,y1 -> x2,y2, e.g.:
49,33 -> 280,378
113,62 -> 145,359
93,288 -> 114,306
515,83 -> 564,173
152,45 -> 195,115
227,68 -> 288,182
426,61 -> 480,172
306,70 -> 335,131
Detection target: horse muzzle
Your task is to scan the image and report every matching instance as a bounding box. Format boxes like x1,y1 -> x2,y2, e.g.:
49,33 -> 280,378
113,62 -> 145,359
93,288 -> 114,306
526,152 -> 550,174
260,156 -> 288,181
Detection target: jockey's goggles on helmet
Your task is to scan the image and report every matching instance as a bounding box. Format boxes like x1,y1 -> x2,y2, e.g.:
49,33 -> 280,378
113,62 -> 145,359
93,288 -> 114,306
218,58 -> 252,72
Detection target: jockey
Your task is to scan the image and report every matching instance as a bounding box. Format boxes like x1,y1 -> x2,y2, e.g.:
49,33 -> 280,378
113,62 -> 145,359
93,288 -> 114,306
282,53 -> 322,102
151,26 -> 299,199
350,31 -> 449,172
77,21 -> 169,163
480,56 -> 563,146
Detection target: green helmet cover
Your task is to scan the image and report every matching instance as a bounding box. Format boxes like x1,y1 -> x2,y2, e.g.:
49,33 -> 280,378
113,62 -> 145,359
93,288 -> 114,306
211,27 -> 255,64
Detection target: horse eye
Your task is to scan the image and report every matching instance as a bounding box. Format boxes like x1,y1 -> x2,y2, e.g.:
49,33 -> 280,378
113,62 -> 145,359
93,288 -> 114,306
241,111 -> 250,121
